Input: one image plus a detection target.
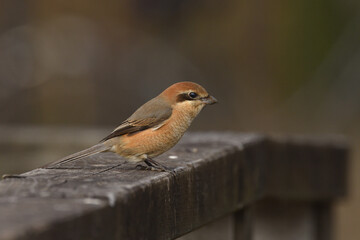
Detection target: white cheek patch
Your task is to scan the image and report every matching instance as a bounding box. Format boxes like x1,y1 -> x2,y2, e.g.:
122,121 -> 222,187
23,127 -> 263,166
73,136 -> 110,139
176,100 -> 199,110
175,101 -> 204,118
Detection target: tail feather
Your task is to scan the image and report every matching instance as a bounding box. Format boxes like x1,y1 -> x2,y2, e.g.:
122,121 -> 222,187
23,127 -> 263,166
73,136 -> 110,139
43,143 -> 111,168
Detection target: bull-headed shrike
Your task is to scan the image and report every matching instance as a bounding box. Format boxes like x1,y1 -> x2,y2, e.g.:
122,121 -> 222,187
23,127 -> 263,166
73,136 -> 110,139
45,82 -> 217,172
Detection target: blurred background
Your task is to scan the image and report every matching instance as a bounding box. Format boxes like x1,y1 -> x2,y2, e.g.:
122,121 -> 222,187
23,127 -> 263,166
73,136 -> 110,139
0,0 -> 359,239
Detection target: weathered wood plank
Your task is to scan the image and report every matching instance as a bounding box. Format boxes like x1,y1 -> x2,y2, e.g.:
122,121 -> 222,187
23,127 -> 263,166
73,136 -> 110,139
0,132 -> 348,240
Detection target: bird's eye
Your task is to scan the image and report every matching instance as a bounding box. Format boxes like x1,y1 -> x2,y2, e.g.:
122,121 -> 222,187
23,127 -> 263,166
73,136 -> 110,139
188,92 -> 198,99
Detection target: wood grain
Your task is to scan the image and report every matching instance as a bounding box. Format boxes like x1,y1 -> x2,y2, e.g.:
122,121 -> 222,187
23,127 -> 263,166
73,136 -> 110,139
0,132 -> 348,240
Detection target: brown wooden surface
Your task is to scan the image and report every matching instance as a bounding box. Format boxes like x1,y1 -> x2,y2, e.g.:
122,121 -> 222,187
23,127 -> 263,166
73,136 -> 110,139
0,132 -> 348,240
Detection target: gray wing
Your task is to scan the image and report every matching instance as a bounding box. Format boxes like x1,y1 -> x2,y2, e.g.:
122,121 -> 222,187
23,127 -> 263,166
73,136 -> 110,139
100,97 -> 172,142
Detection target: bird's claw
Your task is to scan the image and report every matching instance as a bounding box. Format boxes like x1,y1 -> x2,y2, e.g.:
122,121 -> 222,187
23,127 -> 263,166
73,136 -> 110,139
135,164 -> 175,175
135,165 -> 153,171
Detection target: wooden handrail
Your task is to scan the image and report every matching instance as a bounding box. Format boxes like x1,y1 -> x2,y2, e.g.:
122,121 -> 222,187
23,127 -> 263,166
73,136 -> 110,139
0,131 -> 348,240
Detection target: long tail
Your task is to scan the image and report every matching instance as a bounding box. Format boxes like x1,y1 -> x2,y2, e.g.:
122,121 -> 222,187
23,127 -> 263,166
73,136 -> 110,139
42,143 -> 111,168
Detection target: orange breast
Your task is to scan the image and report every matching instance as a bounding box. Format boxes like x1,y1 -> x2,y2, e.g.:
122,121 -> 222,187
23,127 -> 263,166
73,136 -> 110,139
113,108 -> 193,162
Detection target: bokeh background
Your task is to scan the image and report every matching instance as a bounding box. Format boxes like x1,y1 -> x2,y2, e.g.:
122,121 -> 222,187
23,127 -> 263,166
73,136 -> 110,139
0,0 -> 359,239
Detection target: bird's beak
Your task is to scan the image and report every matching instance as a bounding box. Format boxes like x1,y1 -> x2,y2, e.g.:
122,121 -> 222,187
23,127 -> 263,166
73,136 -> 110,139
201,95 -> 218,105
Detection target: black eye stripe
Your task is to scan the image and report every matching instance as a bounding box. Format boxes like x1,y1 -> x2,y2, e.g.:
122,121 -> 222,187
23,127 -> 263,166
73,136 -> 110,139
176,92 -> 198,102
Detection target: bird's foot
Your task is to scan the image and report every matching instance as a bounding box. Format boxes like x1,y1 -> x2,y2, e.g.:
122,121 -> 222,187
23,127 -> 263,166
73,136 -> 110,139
136,163 -> 175,175
135,165 -> 160,171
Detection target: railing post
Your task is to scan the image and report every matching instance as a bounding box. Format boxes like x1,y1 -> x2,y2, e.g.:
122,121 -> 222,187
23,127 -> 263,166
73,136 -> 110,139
233,200 -> 334,240
234,207 -> 253,240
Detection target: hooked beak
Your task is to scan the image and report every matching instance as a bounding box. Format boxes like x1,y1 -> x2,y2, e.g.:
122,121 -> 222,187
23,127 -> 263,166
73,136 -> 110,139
201,95 -> 218,105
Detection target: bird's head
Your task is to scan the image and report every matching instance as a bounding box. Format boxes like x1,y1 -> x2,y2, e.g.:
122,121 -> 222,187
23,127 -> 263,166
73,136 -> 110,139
161,82 -> 217,117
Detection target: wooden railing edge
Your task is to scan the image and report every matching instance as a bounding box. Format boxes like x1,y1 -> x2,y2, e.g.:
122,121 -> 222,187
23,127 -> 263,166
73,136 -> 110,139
0,130 -> 348,240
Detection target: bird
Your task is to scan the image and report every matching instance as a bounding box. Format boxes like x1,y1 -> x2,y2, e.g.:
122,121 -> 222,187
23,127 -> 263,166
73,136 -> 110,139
44,82 -> 217,172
